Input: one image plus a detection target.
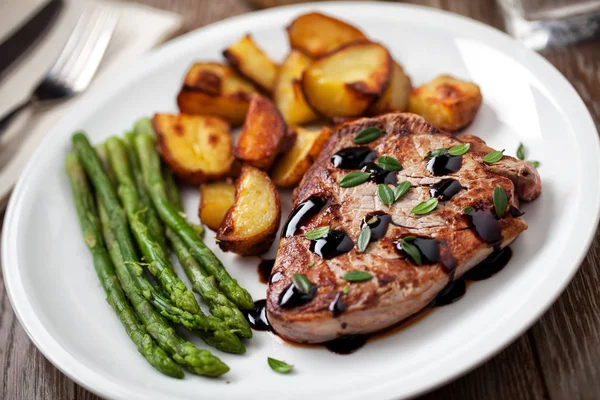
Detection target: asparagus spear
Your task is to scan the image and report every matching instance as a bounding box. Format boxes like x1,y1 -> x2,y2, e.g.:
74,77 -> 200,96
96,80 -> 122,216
98,200 -> 230,376
133,131 -> 254,310
162,169 -> 252,338
106,136 -> 199,314
72,132 -> 245,354
65,153 -> 183,379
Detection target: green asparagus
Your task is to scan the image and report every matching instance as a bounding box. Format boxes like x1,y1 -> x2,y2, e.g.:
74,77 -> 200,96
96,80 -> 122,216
106,136 -> 199,314
98,200 -> 230,376
163,169 -> 252,338
72,132 -> 245,354
134,132 -> 254,310
65,153 -> 183,378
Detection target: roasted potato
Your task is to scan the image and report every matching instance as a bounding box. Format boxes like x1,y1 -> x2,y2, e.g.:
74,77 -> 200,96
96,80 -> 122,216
154,113 -> 234,184
408,75 -> 482,132
223,35 -> 279,92
234,94 -> 286,170
271,126 -> 333,188
287,12 -> 367,58
199,181 -> 236,231
177,63 -> 258,126
302,41 -> 392,118
216,166 -> 281,256
368,61 -> 411,115
273,50 -> 318,125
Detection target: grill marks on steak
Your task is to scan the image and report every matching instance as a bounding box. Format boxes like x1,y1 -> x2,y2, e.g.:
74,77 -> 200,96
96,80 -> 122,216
267,113 -> 541,343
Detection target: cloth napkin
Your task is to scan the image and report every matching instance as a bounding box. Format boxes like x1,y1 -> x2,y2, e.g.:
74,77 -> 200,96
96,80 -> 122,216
0,0 -> 182,208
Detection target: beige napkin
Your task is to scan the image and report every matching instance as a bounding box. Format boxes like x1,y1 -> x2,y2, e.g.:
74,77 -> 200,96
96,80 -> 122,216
0,0 -> 182,207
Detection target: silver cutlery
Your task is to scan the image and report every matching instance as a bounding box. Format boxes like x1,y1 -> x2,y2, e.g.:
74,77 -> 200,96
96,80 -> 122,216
0,6 -> 118,134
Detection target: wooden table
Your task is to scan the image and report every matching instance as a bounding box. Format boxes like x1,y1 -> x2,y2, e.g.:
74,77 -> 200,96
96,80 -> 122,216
1,0 -> 599,398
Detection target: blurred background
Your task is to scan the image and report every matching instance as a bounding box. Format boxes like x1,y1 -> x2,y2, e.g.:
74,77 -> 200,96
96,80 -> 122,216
1,1 -> 600,400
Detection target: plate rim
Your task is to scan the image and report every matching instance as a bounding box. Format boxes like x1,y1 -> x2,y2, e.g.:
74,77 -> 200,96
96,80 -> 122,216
3,2 -> 599,399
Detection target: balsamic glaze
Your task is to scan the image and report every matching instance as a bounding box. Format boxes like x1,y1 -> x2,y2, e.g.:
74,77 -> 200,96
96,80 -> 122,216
310,230 -> 354,259
362,213 -> 392,241
257,259 -> 275,284
426,154 -> 463,176
396,237 -> 457,272
243,299 -> 272,331
282,196 -> 328,237
331,147 -> 377,169
323,335 -> 368,354
329,293 -> 347,317
428,279 -> 466,307
509,206 -> 524,218
361,162 -> 398,185
464,247 -> 512,281
430,179 -> 464,201
467,209 -> 503,245
279,283 -> 318,308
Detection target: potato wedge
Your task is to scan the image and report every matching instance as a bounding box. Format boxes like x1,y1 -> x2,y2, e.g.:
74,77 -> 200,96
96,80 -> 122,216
302,41 -> 392,118
154,113 -> 234,184
223,35 -> 279,92
177,62 -> 258,126
216,166 -> 281,256
408,75 -> 482,132
287,12 -> 367,58
273,50 -> 318,125
199,181 -> 236,231
368,61 -> 411,115
271,126 -> 333,188
234,94 -> 286,170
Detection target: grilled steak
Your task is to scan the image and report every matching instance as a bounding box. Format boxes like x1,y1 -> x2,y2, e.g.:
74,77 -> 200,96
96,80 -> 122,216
266,112 -> 541,343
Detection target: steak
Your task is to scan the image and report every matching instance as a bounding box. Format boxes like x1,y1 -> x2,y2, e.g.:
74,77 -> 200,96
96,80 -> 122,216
266,112 -> 541,343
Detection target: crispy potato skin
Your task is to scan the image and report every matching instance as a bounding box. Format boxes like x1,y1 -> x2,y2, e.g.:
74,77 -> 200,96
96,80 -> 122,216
273,50 -> 318,126
368,61 -> 411,115
154,113 -> 234,184
199,182 -> 236,231
223,34 -> 279,92
302,40 -> 392,118
271,126 -> 332,188
177,62 -> 258,126
216,166 -> 281,256
234,94 -> 286,170
287,12 -> 367,58
408,74 -> 482,132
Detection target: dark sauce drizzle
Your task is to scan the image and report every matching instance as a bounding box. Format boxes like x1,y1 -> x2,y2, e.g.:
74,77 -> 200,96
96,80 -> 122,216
279,283 -> 317,309
282,196 -> 328,237
323,335 -> 368,355
362,212 -> 392,241
257,259 -> 275,284
331,147 -> 377,169
428,279 -> 466,307
464,246 -> 512,281
329,293 -> 347,318
362,162 -> 398,185
466,209 -> 503,246
395,237 -> 457,273
310,230 -> 354,259
430,179 -> 464,201
242,300 -> 272,331
426,154 -> 463,176
509,206 -> 524,218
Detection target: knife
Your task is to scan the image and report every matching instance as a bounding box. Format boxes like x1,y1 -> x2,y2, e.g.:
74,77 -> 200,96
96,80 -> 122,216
0,0 -> 63,79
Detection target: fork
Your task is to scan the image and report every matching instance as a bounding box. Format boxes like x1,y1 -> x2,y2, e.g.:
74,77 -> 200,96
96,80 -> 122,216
0,7 -> 118,134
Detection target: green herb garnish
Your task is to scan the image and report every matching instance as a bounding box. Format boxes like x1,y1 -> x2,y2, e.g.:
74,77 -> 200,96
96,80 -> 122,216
411,198 -> 438,215
516,143 -> 525,160
426,148 -> 446,158
448,143 -> 470,156
463,206 -> 473,214
493,185 -> 508,218
367,216 -> 378,225
483,149 -> 504,164
354,127 -> 382,144
305,226 -> 330,240
376,156 -> 402,171
357,225 -> 371,253
377,184 -> 395,205
343,286 -> 350,295
268,357 -> 293,374
394,181 -> 411,201
399,236 -> 421,265
527,160 -> 540,168
307,260 -> 315,268
339,171 -> 370,188
292,274 -> 313,295
343,271 -> 373,282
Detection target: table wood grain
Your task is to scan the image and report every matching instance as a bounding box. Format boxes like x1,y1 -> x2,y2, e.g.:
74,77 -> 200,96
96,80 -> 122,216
1,0 -> 599,399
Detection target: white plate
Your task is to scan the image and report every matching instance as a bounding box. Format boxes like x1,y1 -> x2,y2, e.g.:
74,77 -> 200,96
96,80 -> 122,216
3,2 -> 599,399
